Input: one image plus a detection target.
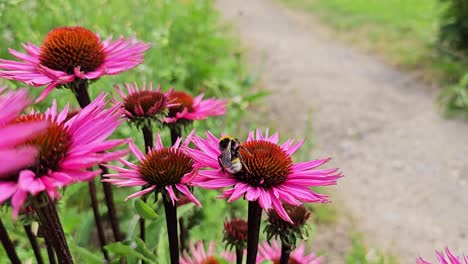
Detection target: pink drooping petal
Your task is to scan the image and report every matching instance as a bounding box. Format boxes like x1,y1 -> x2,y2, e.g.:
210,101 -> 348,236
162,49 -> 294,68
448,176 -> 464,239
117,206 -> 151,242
125,185 -> 156,201
175,184 -> 201,207
0,182 -> 17,204
11,189 -> 27,219
166,185 -> 179,205
18,170 -> 45,195
271,193 -> 293,223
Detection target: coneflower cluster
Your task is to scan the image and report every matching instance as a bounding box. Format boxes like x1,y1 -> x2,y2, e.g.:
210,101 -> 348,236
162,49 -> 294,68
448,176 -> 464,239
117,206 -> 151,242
0,24 -> 340,264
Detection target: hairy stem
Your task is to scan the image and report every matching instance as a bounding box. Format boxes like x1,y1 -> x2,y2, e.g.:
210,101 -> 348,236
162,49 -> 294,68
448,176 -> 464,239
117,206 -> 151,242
236,246 -> 243,264
100,166 -> 122,242
279,242 -> 291,264
33,194 -> 73,264
139,125 -> 154,246
71,80 -> 111,261
169,127 -> 180,145
246,201 -> 262,264
24,224 -> 44,264
178,218 -> 187,253
163,196 -> 179,264
44,234 -> 57,264
0,218 -> 21,264
88,180 -> 110,261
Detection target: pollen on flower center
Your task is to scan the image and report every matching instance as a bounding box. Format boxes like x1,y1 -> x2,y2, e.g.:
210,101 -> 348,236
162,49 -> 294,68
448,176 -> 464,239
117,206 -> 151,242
235,140 -> 292,187
139,148 -> 193,187
39,26 -> 105,74
168,91 -> 194,117
201,256 -> 221,264
123,90 -> 167,117
12,114 -> 71,175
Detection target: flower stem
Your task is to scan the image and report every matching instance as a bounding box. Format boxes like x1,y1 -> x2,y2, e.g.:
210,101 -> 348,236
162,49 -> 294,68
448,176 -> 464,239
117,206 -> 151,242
33,194 -> 73,264
44,234 -> 57,264
100,165 -> 122,242
235,246 -> 243,264
140,125 -> 154,245
178,218 -> 187,254
88,180 -> 110,261
169,126 -> 181,145
24,224 -> 44,264
246,201 -> 262,264
163,195 -> 179,264
142,125 -> 153,153
0,218 -> 21,264
71,80 -> 112,261
71,79 -> 91,108
279,243 -> 291,264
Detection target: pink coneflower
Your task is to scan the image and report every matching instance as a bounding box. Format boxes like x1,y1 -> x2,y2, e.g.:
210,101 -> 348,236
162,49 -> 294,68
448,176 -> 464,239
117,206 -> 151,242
0,26 -> 150,102
0,85 -> 47,177
164,90 -> 226,125
103,132 -> 201,206
180,241 -> 235,264
184,129 -> 342,223
417,248 -> 468,264
0,93 -> 126,217
258,240 -> 323,264
113,82 -> 176,128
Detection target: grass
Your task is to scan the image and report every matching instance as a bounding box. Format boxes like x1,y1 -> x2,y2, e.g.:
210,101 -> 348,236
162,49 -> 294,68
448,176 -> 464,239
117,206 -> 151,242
279,0 -> 468,85
346,234 -> 399,264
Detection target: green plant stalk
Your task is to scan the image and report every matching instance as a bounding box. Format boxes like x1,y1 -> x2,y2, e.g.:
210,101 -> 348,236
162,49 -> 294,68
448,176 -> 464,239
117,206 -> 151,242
33,194 -> 73,264
163,195 -> 179,264
246,201 -> 262,264
280,242 -> 291,264
0,218 -> 21,264
71,80 -> 110,262
24,224 -> 44,264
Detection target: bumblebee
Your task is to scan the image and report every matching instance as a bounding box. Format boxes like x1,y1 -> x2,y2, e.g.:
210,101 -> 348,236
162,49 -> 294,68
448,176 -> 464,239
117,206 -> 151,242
218,136 -> 251,174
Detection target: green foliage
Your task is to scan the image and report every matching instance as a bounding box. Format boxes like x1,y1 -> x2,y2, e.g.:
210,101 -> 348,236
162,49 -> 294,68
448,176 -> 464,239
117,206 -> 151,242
134,199 -> 159,220
439,0 -> 468,54
0,0 -> 260,262
346,234 -> 398,264
439,72 -> 468,116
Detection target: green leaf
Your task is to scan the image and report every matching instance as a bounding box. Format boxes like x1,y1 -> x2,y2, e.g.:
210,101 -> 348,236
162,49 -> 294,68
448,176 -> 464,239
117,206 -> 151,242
105,242 -> 157,264
134,238 -> 157,260
134,199 -> 159,220
69,243 -> 102,264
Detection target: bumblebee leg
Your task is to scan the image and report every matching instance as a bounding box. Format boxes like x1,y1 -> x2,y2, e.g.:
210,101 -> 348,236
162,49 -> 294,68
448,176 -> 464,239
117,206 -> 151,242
217,157 -> 226,173
240,146 -> 252,156
238,154 -> 251,173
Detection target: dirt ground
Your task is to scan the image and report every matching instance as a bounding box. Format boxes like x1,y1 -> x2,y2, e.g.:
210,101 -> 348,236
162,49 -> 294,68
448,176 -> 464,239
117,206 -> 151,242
216,0 -> 468,263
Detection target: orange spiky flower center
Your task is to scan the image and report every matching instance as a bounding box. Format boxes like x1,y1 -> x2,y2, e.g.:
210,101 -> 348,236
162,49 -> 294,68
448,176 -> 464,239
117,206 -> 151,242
12,114 -> 71,175
139,148 -> 193,187
168,91 -> 195,117
235,140 -> 292,187
201,256 -> 221,264
123,90 -> 168,117
39,26 -> 105,74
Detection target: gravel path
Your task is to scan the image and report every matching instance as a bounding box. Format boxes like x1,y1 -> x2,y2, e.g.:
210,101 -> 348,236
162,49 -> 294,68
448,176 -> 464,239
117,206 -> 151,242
217,0 -> 468,263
